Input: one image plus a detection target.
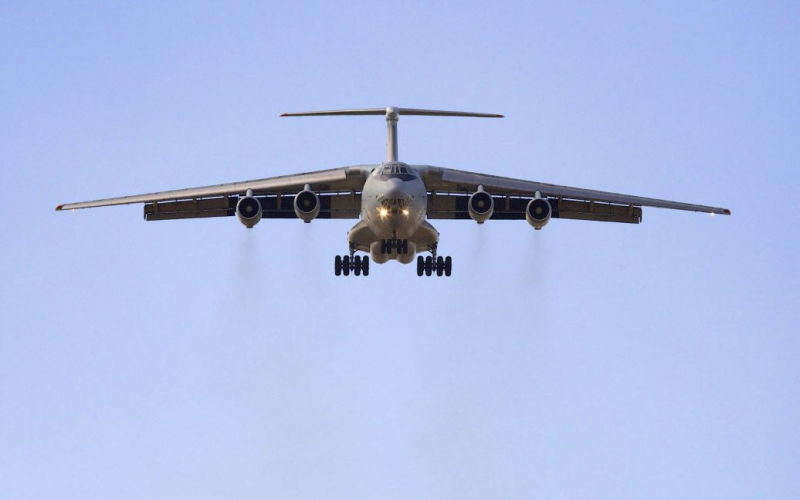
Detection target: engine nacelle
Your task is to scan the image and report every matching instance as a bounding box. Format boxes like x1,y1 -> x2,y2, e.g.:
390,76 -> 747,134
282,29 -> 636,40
526,197 -> 552,230
468,189 -> 494,224
294,188 -> 320,223
236,194 -> 262,228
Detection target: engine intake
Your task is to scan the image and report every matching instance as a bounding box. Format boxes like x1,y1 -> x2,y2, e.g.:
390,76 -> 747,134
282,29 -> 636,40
294,186 -> 320,222
236,193 -> 262,228
468,187 -> 494,224
526,196 -> 551,230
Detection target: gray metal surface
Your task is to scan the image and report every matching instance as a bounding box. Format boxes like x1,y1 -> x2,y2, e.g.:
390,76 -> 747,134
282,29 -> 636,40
57,165 -> 373,211
387,107 -> 399,162
282,107 -> 503,163
280,107 -> 503,118
418,166 -> 730,215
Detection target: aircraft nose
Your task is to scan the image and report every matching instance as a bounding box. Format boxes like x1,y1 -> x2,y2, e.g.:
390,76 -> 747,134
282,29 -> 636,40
386,177 -> 403,189
384,178 -> 406,200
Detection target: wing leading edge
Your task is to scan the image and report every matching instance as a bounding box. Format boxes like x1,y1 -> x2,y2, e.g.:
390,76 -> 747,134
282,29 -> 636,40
419,166 -> 730,217
55,165 -> 374,212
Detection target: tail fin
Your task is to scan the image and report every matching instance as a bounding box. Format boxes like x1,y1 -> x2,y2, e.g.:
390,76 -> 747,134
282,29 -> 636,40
279,107 -> 503,162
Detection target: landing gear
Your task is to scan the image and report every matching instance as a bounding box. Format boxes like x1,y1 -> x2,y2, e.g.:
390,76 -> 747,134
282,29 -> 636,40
381,238 -> 408,254
380,231 -> 409,255
334,245 -> 369,277
416,243 -> 452,277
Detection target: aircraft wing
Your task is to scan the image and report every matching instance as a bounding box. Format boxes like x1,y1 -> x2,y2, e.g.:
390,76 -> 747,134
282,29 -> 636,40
419,166 -> 730,223
56,165 -> 375,221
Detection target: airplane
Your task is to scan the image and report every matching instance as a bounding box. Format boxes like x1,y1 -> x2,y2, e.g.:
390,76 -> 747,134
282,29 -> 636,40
56,106 -> 730,277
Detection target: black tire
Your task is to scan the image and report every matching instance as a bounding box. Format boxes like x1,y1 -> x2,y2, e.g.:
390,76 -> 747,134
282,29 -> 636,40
342,255 -> 350,276
444,256 -> 452,277
354,256 -> 362,276
334,255 -> 342,276
436,256 -> 444,276
380,239 -> 386,254
400,240 -> 408,254
416,256 -> 424,276
362,256 -> 370,276
424,256 -> 433,276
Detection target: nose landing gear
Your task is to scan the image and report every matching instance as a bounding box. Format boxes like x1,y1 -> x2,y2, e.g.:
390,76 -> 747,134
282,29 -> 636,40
335,244 -> 369,277
380,235 -> 409,255
380,230 -> 408,255
416,244 -> 452,277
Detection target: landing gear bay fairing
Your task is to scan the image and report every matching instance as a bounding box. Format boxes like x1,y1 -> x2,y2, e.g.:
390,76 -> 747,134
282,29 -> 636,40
57,107 -> 730,277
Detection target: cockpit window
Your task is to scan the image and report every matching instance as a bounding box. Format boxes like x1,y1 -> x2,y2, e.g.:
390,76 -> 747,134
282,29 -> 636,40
376,163 -> 416,179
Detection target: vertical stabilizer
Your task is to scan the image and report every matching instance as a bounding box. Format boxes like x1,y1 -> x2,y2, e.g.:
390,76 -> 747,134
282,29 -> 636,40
385,107 -> 399,162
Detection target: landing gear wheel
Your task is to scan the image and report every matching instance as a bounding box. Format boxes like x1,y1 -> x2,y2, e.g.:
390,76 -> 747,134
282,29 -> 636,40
342,255 -> 350,276
417,256 -> 424,276
436,256 -> 444,276
444,256 -> 452,277
334,255 -> 342,276
424,256 -> 433,276
362,256 -> 370,276
353,256 -> 362,276
401,239 -> 409,254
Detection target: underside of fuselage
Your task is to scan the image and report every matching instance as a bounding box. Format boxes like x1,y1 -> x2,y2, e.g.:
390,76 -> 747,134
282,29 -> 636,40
348,218 -> 439,264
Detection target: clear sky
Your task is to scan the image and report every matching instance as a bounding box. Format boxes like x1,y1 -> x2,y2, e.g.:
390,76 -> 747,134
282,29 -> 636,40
1,2 -> 798,498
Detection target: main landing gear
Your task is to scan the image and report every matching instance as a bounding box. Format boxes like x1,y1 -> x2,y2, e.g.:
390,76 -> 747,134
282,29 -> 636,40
335,244 -> 369,277
416,243 -> 452,277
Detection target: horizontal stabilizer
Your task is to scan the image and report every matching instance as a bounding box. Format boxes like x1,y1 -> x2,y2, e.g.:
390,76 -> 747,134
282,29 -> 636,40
281,107 -> 503,118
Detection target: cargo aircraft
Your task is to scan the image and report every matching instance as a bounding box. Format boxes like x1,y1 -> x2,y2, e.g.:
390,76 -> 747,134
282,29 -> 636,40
57,107 -> 730,277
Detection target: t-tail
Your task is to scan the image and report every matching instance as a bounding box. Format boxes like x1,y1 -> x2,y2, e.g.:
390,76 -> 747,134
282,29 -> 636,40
280,107 -> 503,162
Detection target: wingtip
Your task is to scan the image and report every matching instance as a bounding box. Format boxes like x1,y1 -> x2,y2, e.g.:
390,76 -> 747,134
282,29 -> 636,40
55,204 -> 63,211
724,208 -> 731,216
279,113 -> 289,117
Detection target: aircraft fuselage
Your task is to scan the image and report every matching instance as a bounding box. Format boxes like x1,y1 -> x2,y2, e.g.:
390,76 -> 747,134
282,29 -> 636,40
346,161 -> 438,265
361,162 -> 427,239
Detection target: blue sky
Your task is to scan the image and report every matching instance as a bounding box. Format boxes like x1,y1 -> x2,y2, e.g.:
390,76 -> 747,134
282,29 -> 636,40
1,2 -> 798,498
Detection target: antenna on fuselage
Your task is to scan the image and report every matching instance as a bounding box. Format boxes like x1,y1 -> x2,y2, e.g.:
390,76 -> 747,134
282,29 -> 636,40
280,107 -> 503,163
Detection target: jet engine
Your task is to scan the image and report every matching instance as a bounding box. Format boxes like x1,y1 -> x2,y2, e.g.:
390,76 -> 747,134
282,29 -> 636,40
236,192 -> 262,228
468,186 -> 494,224
294,185 -> 320,223
526,196 -> 551,230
